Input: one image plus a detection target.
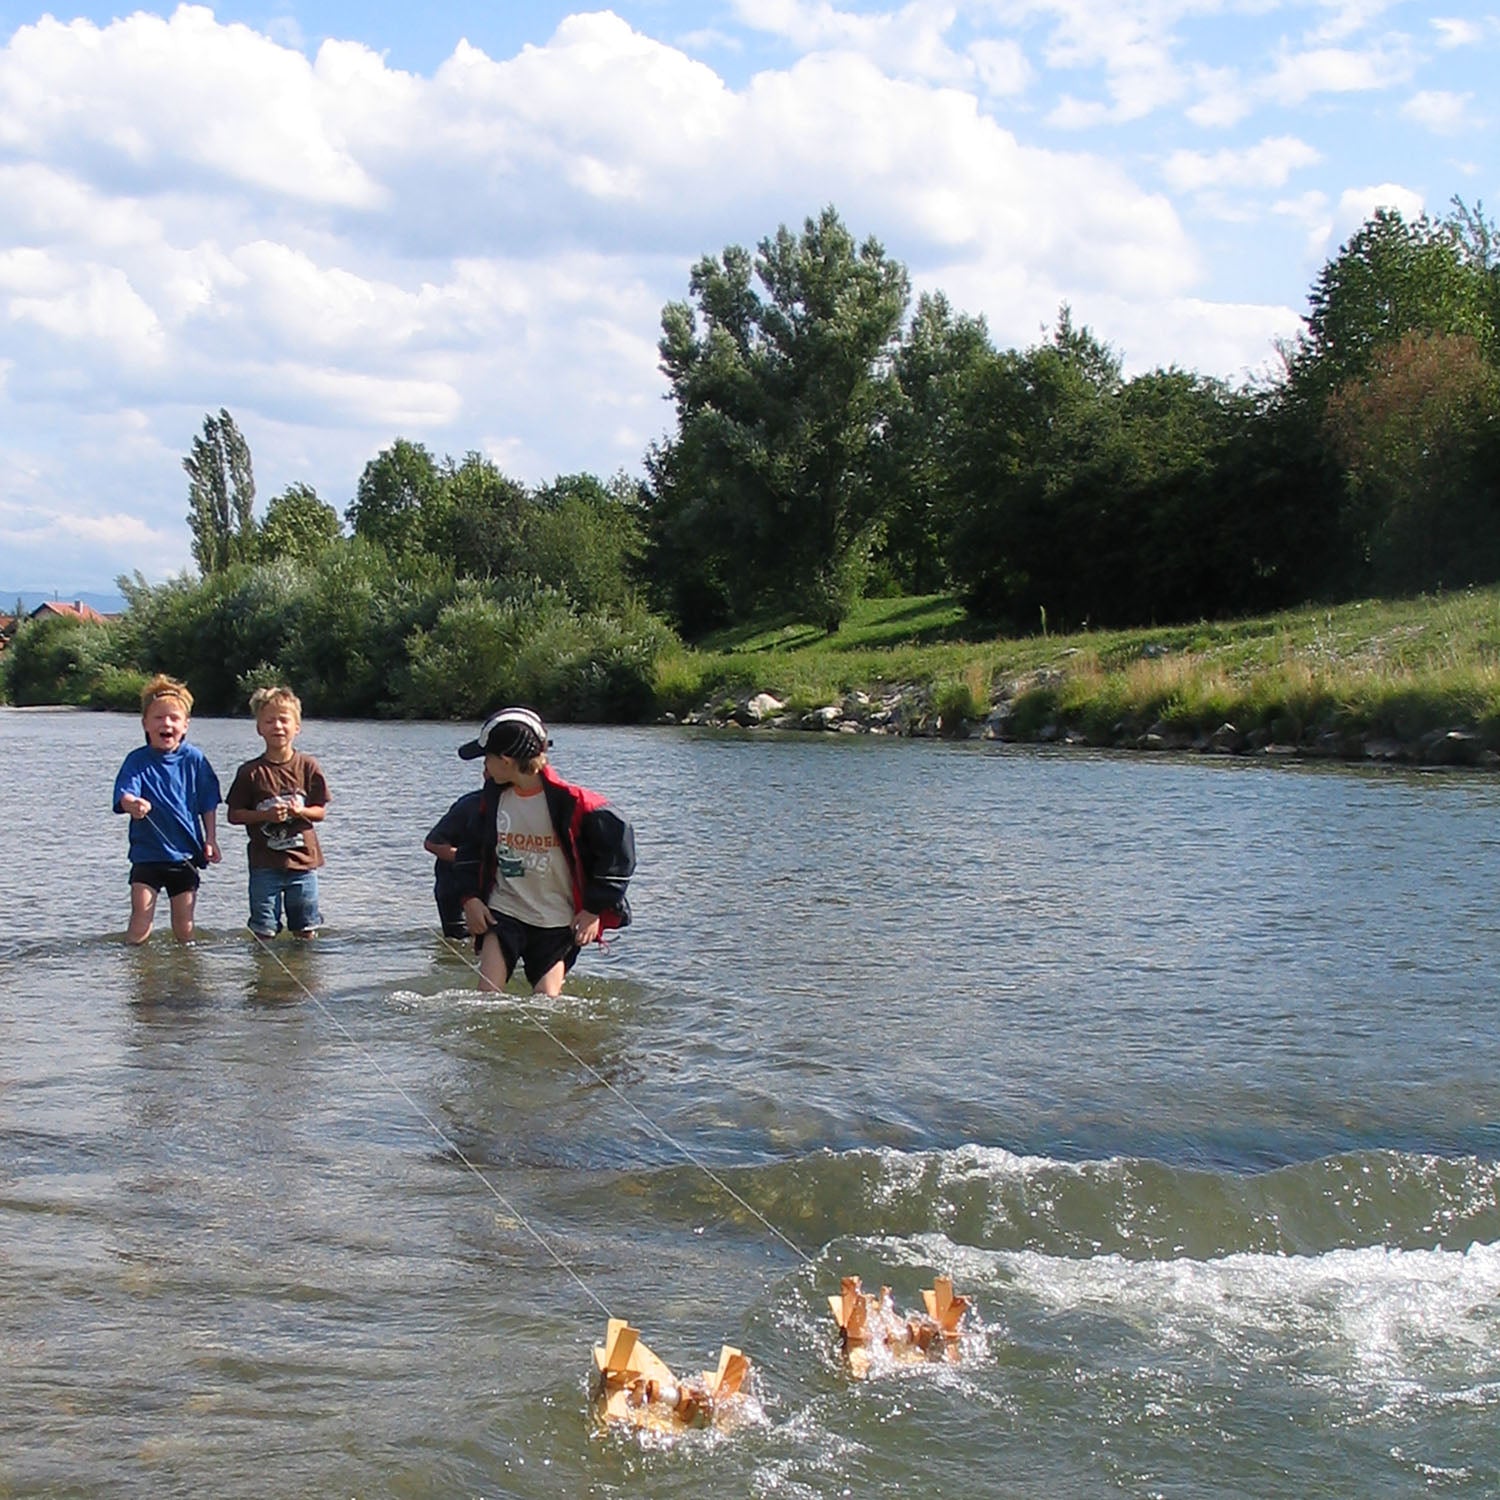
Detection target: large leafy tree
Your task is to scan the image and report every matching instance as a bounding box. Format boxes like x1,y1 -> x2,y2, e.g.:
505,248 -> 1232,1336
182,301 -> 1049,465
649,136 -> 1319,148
345,438 -> 443,557
432,451 -> 530,580
880,291 -> 993,593
646,206 -> 910,633
1325,330 -> 1500,591
184,408 -> 257,575
1288,208 -> 1492,403
941,311 -> 1259,630
258,482 -> 342,565
1276,203 -> 1500,594
523,472 -> 646,612
944,312 -> 1126,626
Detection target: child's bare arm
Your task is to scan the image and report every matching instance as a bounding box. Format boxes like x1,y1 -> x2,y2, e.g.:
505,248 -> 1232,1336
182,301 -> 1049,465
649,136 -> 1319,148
118,792 -> 152,819
462,896 -> 493,935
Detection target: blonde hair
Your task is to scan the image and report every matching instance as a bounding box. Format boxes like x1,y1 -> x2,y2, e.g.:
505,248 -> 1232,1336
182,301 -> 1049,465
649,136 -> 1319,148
141,673 -> 193,716
249,685 -> 302,723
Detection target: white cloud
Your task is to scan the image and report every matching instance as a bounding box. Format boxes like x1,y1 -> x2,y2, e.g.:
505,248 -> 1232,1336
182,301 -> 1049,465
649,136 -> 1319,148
7,262 -> 165,365
727,0 -> 974,83
1035,5 -> 1188,125
1313,181 -> 1428,259
55,510 -> 177,549
1400,90 -> 1475,136
1305,0 -> 1402,47
1163,136 -> 1321,194
1185,65 -> 1253,129
0,0 -> 1484,590
0,7 -> 386,208
969,37 -> 1030,97
1430,17 -> 1484,49
1091,293 -> 1303,384
1262,43 -> 1412,106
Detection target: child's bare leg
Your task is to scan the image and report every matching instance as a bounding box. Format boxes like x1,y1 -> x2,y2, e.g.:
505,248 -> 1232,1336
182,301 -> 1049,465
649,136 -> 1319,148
168,888 -> 197,943
126,884 -> 157,945
477,931 -> 511,993
531,960 -> 566,998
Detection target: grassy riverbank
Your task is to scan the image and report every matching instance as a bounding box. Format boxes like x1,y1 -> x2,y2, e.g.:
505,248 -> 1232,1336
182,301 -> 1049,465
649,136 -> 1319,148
656,587 -> 1500,756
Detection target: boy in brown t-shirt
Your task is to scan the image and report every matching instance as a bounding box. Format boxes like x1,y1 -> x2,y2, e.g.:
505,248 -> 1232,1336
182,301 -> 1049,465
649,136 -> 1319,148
225,686 -> 330,939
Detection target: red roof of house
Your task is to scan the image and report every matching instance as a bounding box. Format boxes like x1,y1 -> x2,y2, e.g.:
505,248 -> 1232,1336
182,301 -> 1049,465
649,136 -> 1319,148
30,600 -> 108,623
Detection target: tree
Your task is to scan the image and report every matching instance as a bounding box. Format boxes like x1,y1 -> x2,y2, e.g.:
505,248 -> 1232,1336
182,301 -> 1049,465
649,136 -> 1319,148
944,310 -> 1127,627
1288,208 -> 1492,404
522,472 -> 645,612
184,408 -> 257,575
345,438 -> 443,557
258,483 -> 342,565
432,452 -> 530,579
2,610 -> 120,706
881,291 -> 993,593
646,206 -> 910,633
1324,330 -> 1500,591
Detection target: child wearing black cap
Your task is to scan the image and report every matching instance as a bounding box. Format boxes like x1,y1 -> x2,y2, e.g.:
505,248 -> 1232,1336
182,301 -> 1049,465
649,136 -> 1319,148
455,706 -> 635,995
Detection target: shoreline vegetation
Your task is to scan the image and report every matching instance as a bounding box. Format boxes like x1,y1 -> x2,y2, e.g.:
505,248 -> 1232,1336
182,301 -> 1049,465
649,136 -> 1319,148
660,588 -> 1500,768
8,202 -> 1498,769
7,586 -> 1500,770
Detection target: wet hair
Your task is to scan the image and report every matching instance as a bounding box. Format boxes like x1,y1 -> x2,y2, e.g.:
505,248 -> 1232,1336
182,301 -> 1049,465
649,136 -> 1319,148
140,673 -> 193,716
249,685 -> 302,723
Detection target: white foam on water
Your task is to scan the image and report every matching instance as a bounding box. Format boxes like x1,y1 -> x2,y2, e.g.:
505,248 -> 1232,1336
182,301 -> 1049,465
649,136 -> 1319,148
385,986 -> 614,1021
1001,1238 -> 1500,1394
867,1142 -> 1078,1189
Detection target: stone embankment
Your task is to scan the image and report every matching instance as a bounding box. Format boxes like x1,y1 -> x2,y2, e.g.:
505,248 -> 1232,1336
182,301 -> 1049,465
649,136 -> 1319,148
665,686 -> 1498,768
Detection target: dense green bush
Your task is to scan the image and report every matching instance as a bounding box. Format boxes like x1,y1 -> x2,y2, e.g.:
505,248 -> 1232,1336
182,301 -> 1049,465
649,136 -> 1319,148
2,614 -> 125,707
109,536 -> 678,723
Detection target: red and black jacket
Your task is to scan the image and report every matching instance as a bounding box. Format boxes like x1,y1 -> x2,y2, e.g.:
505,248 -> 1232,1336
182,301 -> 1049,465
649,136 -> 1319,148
463,766 -> 634,931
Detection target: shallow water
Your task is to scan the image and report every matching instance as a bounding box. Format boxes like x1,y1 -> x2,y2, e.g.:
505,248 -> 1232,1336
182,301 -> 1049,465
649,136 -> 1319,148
2,709 -> 1498,1497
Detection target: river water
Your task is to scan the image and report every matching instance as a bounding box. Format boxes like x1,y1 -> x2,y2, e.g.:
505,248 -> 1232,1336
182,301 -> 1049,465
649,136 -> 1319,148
2,709 -> 1498,1498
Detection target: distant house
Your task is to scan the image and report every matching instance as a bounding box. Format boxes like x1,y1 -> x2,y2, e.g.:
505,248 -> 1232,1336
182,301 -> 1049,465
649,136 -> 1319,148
29,599 -> 110,624
0,613 -> 16,653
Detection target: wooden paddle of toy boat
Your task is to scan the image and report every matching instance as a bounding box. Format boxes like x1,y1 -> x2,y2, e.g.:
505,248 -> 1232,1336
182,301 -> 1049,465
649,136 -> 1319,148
592,1317 -> 752,1432
829,1275 -> 969,1378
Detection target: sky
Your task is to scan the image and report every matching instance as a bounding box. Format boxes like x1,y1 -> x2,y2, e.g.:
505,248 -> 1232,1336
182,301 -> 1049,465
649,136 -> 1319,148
0,1 -> 1494,593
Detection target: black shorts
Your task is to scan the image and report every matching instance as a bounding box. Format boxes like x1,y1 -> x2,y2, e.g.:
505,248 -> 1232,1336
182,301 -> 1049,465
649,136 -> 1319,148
129,861 -> 200,898
475,911 -> 579,985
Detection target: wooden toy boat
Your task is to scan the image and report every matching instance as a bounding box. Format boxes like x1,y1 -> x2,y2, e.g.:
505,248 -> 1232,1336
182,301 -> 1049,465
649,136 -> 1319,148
593,1317 -> 752,1432
828,1274 -> 969,1378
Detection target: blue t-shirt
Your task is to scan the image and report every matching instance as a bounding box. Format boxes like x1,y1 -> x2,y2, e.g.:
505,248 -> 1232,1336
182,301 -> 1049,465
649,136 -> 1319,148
113,742 -> 223,867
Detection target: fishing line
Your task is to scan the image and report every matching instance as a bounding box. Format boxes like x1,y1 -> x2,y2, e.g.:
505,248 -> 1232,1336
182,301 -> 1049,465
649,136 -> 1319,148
133,806 -> 611,1317
439,933 -> 816,1269
254,934 -> 615,1318
136,799 -> 797,1269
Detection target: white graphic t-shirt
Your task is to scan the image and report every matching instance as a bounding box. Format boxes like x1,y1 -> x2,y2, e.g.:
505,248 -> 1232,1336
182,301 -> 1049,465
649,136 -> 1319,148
487,786 -> 574,927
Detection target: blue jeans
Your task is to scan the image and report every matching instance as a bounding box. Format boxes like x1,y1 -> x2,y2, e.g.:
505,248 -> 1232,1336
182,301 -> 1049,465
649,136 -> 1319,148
248,868 -> 322,937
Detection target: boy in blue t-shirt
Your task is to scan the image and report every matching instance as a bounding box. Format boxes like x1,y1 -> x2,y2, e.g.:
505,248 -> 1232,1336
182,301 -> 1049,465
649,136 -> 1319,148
112,673 -> 223,944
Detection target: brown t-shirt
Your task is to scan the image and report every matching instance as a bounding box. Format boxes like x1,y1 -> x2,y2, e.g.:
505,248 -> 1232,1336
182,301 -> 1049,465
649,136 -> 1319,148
225,751 -> 330,871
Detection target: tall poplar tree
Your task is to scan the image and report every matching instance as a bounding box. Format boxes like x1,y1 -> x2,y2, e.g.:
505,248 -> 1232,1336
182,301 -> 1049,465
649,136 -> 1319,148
184,408 -> 257,576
